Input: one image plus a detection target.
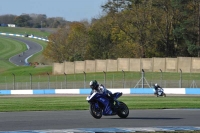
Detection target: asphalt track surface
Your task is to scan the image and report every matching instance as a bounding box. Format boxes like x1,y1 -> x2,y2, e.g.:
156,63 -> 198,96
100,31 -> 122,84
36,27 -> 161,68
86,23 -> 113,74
7,36 -> 42,66
0,109 -> 199,132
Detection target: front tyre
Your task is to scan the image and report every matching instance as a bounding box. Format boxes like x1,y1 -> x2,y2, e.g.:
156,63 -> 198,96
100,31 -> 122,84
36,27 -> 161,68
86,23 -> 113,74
117,102 -> 129,118
89,103 -> 102,119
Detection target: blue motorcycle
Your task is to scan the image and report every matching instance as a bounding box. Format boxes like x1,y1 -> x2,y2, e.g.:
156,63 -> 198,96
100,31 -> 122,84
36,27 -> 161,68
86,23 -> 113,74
86,92 -> 129,119
153,87 -> 166,97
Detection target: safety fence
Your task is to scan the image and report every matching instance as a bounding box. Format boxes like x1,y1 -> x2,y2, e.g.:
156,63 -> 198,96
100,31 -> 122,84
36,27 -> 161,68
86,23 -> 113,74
0,71 -> 199,90
0,80 -> 200,90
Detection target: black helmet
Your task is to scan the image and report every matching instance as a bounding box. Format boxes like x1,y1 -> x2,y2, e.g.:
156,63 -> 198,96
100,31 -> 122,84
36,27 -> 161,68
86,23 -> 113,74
89,80 -> 98,90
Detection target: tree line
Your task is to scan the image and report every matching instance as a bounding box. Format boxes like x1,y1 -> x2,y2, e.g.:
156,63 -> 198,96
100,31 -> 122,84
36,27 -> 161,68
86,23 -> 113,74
43,0 -> 200,63
0,13 -> 72,28
1,0 -> 200,62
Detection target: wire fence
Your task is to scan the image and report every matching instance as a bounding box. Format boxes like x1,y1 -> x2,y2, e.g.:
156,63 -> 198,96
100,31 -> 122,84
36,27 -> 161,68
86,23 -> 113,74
0,71 -> 199,90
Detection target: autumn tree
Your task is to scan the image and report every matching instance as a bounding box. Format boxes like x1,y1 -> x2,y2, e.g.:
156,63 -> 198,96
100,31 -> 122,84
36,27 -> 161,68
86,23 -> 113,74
14,14 -> 32,27
171,0 -> 200,57
101,0 -> 156,58
66,22 -> 89,61
43,22 -> 89,62
43,0 -> 200,61
43,27 -> 69,62
0,14 -> 16,24
86,16 -> 117,59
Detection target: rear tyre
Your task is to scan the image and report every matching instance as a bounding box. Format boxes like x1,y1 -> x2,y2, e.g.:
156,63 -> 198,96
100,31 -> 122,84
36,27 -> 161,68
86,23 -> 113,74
117,102 -> 129,118
89,103 -> 102,119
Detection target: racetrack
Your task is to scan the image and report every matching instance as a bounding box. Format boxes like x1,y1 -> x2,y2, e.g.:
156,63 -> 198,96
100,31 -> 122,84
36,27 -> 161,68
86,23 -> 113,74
1,35 -> 200,132
8,36 -> 42,66
0,109 -> 199,132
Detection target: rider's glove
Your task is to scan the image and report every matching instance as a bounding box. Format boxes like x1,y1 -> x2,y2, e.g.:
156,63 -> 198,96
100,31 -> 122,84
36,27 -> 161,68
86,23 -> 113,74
108,93 -> 114,98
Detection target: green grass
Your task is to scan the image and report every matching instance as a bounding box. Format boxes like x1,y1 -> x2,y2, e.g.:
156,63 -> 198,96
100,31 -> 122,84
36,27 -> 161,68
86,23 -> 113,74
0,36 -> 51,74
0,96 -> 199,112
22,37 -> 53,64
0,36 -> 27,72
0,27 -> 54,37
0,27 -> 53,66
0,36 -> 53,78
0,27 -> 53,73
0,66 -> 52,76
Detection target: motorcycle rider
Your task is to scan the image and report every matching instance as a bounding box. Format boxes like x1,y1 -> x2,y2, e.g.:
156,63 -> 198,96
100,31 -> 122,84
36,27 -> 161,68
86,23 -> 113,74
154,83 -> 161,96
89,80 -> 116,115
89,80 -> 113,97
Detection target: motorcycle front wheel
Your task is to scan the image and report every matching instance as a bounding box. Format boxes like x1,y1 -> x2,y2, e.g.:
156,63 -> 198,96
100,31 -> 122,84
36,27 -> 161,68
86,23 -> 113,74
89,103 -> 103,119
117,102 -> 129,118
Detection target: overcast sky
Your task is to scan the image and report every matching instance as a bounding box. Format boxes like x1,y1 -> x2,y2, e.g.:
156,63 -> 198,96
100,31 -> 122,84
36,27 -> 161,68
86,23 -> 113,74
0,0 -> 107,21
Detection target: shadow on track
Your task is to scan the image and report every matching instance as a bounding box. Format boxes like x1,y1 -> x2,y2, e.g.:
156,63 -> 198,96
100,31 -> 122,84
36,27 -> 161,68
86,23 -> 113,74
107,117 -> 182,120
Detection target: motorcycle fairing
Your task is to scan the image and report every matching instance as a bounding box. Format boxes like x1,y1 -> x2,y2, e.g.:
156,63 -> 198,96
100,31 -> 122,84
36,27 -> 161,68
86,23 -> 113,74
87,92 -> 113,115
153,87 -> 164,96
113,92 -> 122,100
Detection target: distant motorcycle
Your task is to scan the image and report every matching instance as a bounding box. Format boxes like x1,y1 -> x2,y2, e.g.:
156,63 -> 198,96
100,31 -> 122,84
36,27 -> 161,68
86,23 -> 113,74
86,92 -> 129,119
154,87 -> 166,97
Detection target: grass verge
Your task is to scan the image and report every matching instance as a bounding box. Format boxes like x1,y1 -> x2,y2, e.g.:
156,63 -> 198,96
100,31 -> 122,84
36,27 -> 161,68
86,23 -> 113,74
0,36 -> 27,72
0,95 -> 199,112
0,27 -> 53,37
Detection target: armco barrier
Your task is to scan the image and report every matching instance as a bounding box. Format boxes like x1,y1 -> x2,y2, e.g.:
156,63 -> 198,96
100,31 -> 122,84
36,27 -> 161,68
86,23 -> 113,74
0,88 -> 200,95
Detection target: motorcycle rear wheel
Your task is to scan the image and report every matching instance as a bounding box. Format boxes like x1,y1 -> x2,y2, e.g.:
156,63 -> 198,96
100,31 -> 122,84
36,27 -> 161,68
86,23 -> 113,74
89,103 -> 102,119
117,102 -> 129,118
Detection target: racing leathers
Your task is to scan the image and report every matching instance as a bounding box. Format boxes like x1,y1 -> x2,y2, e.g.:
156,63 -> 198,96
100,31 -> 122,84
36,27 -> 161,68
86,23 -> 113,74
154,85 -> 161,96
90,84 -> 115,115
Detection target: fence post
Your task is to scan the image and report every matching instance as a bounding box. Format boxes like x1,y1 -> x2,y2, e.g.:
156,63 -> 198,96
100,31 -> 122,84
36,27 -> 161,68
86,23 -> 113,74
83,71 -> 86,88
103,71 -> 106,86
180,69 -> 182,88
160,69 -> 163,86
64,73 -> 67,89
12,73 -> 15,90
122,70 -> 125,88
142,69 -> 145,88
29,73 -> 32,89
47,72 -> 50,89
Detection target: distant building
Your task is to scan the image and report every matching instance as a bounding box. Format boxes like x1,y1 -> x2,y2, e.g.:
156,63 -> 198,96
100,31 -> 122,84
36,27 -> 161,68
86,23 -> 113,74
8,24 -> 16,27
0,23 -> 8,27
